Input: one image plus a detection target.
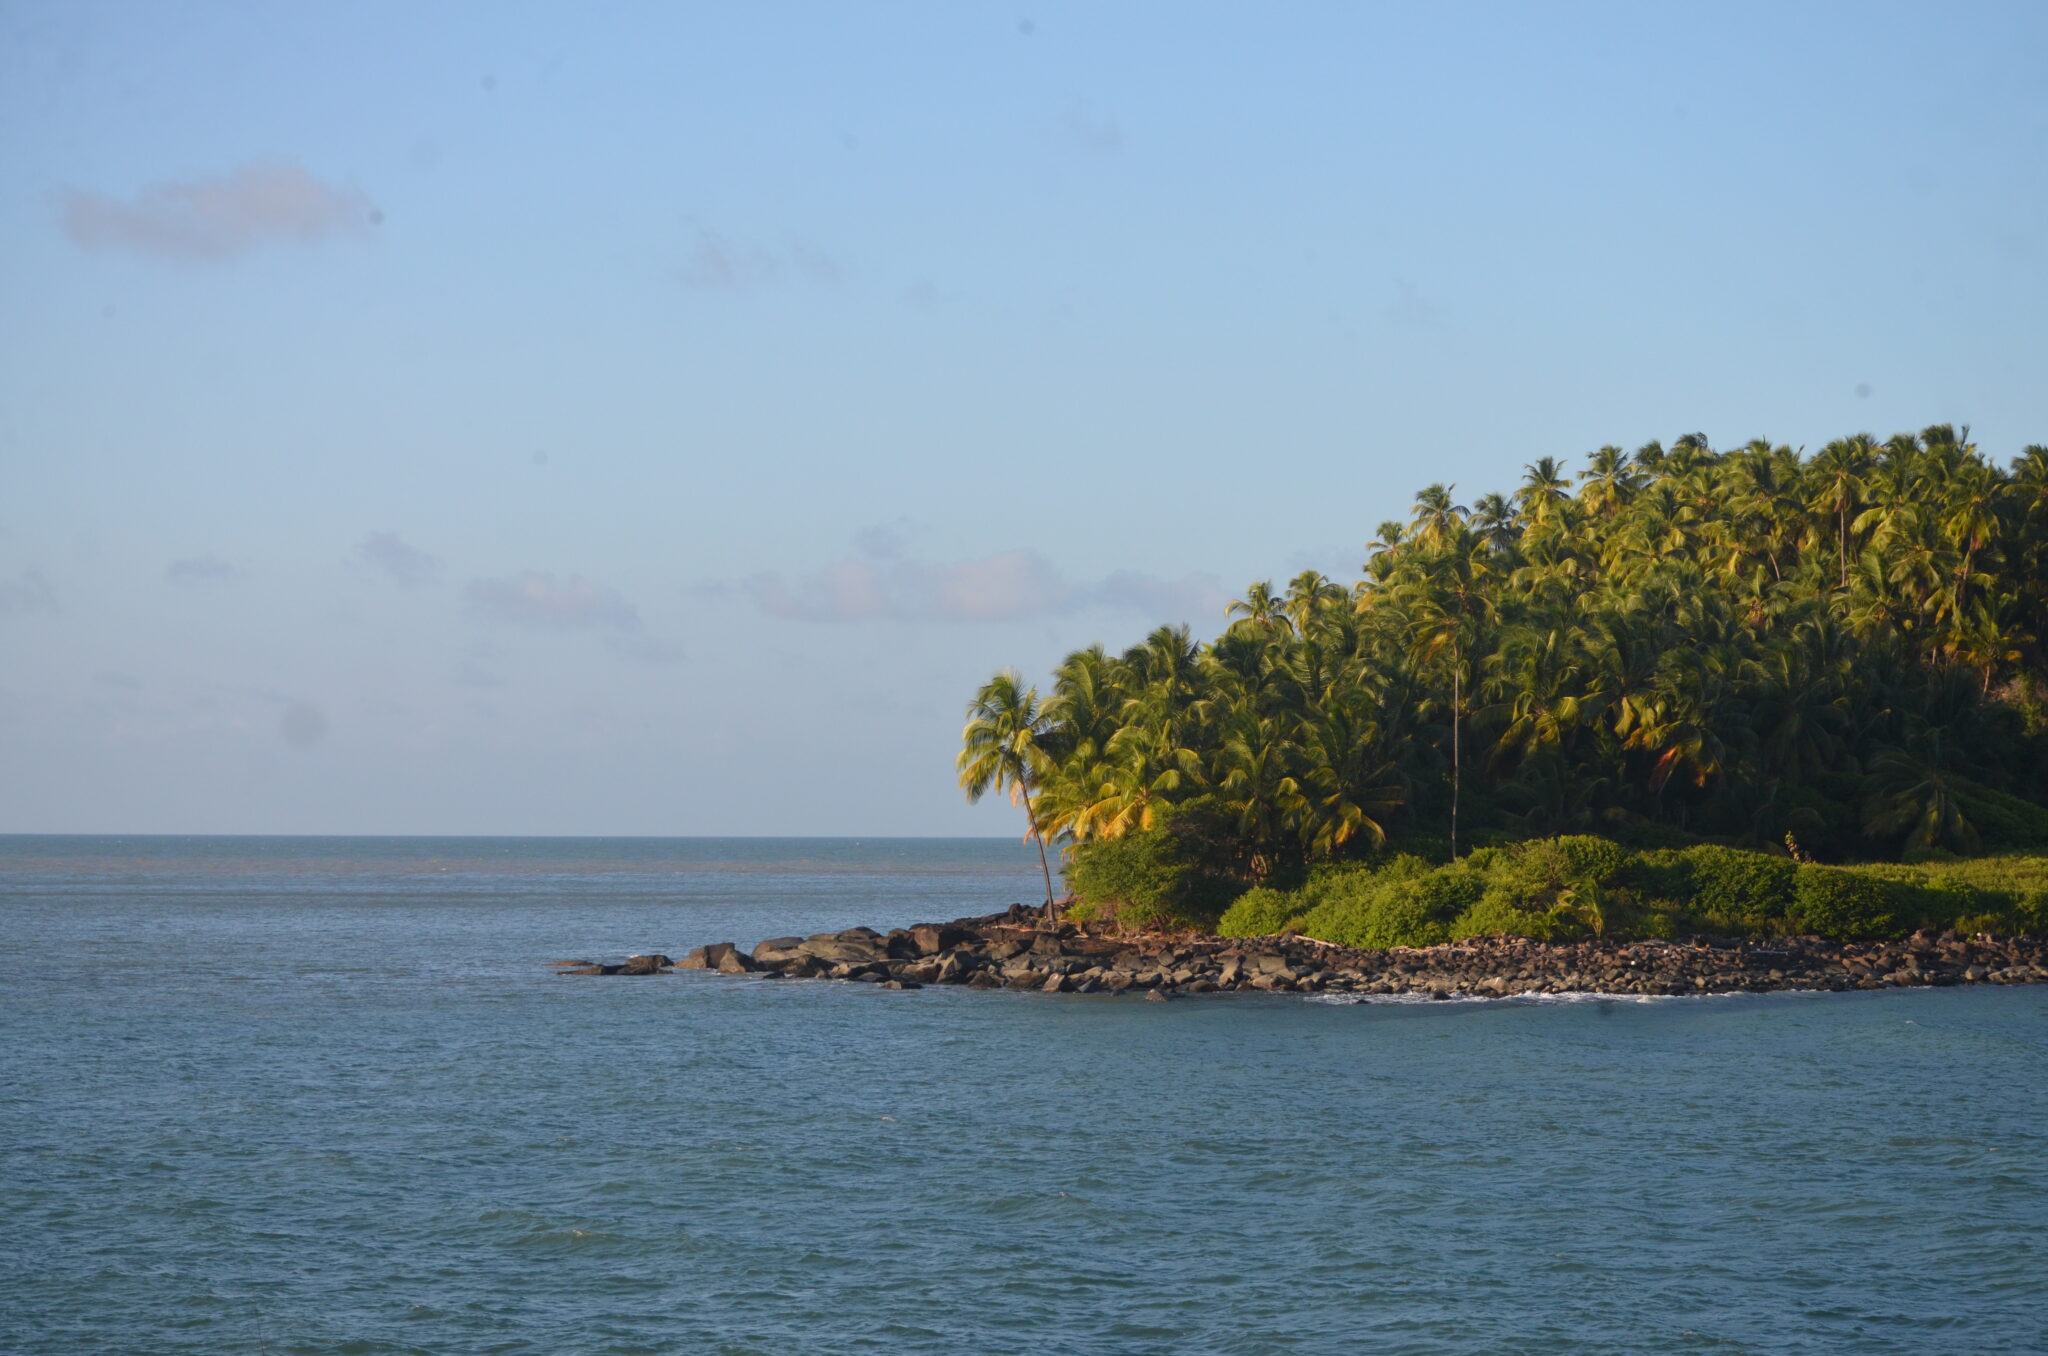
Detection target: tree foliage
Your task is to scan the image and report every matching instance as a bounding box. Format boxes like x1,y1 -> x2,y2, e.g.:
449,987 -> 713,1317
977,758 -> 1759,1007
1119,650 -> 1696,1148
967,428 -> 2048,909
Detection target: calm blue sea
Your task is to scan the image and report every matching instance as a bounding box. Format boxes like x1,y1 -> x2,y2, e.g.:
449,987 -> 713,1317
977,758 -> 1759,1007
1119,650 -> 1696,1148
4,835 -> 2046,1355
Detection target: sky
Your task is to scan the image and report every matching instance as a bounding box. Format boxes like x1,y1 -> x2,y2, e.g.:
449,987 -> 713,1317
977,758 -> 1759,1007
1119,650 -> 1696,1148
2,1 -> 2045,836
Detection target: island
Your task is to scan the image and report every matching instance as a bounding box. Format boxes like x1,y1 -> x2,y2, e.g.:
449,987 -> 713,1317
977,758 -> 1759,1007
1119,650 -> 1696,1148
571,427 -> 2048,996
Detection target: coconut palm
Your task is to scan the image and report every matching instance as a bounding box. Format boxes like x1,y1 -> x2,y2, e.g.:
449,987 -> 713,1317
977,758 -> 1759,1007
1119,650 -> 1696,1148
957,671 -> 1061,922
961,426 -> 2048,886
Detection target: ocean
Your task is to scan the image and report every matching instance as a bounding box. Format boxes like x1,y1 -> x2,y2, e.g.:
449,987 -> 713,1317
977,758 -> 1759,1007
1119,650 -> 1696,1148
4,835 -> 2045,1354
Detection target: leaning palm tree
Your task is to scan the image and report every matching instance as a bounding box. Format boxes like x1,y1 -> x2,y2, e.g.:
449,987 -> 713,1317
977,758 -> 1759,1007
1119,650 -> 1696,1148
957,670 -> 1060,923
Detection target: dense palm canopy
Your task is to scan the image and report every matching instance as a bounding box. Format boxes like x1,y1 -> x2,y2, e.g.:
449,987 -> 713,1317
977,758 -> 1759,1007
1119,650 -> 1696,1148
969,428 -> 2048,880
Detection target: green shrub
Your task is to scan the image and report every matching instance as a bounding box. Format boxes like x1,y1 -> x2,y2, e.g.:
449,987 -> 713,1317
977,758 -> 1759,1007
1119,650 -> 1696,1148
1064,802 -> 1245,930
1791,866 -> 1898,939
1448,893 -> 1560,941
1954,782 -> 2048,853
1209,837 -> 2048,944
1550,835 -> 1632,881
1679,845 -> 1797,935
1218,887 -> 1306,938
1295,877 -> 1457,949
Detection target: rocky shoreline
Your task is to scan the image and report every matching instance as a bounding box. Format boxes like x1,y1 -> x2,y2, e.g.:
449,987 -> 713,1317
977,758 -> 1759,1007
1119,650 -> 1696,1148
557,904 -> 2048,999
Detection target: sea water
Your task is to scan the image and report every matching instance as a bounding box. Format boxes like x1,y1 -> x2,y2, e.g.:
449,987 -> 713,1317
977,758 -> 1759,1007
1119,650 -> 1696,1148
4,836 -> 2045,1355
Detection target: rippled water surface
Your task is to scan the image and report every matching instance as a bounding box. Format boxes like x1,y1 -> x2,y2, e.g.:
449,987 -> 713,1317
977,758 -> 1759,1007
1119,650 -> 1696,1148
5,835 -> 2046,1355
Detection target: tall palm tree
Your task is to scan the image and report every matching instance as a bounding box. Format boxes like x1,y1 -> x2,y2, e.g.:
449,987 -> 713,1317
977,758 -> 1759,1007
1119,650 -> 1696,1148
1397,528 -> 1495,858
1516,456 -> 1572,528
1226,579 -> 1290,635
957,671 -> 1060,922
1577,444 -> 1640,521
1808,436 -> 1875,588
1408,484 -> 1467,549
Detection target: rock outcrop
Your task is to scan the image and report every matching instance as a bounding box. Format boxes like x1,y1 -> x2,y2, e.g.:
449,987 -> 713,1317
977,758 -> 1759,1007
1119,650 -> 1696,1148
558,905 -> 2048,999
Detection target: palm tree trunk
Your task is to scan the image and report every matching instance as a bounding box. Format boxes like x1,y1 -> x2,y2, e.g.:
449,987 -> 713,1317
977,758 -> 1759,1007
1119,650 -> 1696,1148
1839,500 -> 1849,588
1450,642 -> 1461,861
1021,785 -> 1057,927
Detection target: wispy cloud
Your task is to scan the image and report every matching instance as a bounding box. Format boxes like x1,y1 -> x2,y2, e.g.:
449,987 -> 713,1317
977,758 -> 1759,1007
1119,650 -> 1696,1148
678,226 -> 840,290
62,161 -> 378,263
165,555 -> 245,586
729,535 -> 1226,624
466,571 -> 641,631
357,532 -> 442,588
0,570 -> 57,616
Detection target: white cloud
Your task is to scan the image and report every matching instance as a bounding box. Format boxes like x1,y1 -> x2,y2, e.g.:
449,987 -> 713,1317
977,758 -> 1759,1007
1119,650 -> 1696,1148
731,535 -> 1226,624
63,161 -> 378,263
466,571 -> 641,631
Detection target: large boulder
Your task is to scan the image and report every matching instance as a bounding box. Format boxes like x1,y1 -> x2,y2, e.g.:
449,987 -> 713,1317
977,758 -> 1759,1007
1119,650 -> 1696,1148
798,931 -> 888,965
679,942 -> 753,972
752,937 -> 805,968
909,923 -> 974,956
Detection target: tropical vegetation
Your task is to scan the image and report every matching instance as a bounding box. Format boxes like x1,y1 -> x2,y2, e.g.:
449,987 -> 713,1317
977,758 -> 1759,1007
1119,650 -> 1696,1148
958,427 -> 2048,938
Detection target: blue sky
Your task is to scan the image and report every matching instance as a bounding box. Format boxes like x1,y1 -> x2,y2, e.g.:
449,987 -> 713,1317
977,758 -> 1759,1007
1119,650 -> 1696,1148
2,1 -> 2044,835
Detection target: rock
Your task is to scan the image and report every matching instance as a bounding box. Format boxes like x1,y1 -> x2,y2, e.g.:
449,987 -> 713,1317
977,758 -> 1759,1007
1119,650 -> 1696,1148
1043,973 -> 1069,993
550,959 -> 596,968
680,942 -> 747,971
753,936 -> 804,963
715,948 -> 756,974
1145,989 -> 1170,1002
626,954 -> 673,969
799,933 -> 887,965
909,923 -> 973,955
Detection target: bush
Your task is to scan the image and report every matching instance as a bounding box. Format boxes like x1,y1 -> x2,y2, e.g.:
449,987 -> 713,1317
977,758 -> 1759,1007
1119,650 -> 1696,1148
1203,836 -> 2048,945
1792,866 -> 1898,939
1679,845 -> 1797,935
1448,893 -> 1560,941
1956,781 -> 2048,853
1550,835 -> 1632,881
1218,888 -> 1305,938
1294,871 -> 1462,949
1064,802 -> 1245,931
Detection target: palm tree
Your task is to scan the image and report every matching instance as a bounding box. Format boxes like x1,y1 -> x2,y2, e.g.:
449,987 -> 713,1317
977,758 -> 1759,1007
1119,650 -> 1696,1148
1408,484 -> 1467,549
1577,445 -> 1640,521
1397,528 -> 1495,858
1226,579 -> 1290,635
1861,739 -> 1979,855
1283,570 -> 1347,635
957,671 -> 1060,923
960,426 -> 2048,889
1516,456 -> 1572,528
1808,436 -> 1875,588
